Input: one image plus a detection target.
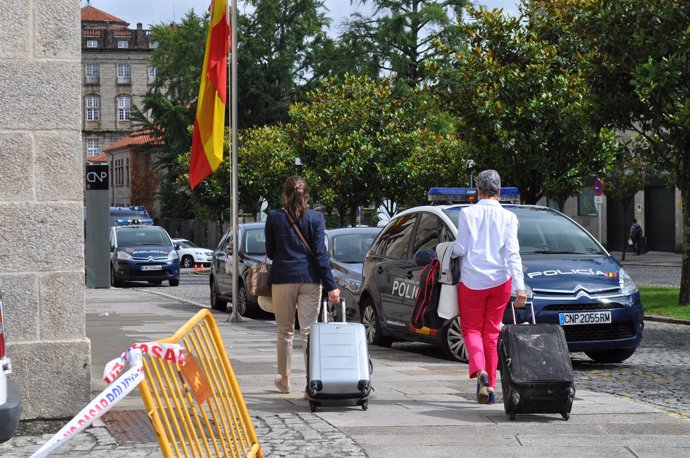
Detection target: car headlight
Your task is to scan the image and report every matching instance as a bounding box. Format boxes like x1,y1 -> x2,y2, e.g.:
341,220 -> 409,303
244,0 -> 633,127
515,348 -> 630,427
337,278 -> 361,294
116,251 -> 132,261
619,268 -> 638,295
168,250 -> 179,261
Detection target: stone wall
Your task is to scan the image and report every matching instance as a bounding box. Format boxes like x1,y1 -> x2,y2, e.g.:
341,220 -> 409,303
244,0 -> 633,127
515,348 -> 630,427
0,0 -> 91,419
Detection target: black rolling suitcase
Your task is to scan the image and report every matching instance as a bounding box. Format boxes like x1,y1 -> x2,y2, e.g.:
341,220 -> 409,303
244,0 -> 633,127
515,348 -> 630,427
498,303 -> 576,421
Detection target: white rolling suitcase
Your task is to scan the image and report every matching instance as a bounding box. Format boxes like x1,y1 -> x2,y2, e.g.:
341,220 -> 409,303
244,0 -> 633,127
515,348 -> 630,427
306,300 -> 372,412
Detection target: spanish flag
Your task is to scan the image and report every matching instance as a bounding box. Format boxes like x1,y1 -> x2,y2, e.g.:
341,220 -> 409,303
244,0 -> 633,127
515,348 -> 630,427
189,0 -> 230,189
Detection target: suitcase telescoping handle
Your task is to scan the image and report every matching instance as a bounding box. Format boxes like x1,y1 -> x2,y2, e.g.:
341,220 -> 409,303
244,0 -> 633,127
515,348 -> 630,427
321,299 -> 347,323
509,299 -> 536,325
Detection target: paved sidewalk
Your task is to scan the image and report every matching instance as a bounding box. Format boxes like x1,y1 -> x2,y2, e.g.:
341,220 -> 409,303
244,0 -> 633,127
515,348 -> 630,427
4,282 -> 690,457
610,250 -> 682,268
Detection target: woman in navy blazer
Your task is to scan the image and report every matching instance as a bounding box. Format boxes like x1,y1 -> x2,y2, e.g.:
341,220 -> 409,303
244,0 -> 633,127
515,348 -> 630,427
265,176 -> 340,395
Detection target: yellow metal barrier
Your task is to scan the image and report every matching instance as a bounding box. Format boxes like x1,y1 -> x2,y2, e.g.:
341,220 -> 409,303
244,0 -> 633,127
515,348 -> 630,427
137,309 -> 263,457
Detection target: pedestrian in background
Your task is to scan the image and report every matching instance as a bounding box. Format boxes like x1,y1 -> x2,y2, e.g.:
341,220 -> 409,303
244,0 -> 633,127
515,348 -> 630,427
265,176 -> 340,395
629,219 -> 644,255
451,169 -> 527,404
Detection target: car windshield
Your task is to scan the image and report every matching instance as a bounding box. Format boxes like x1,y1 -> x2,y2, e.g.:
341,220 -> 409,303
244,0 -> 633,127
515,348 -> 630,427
332,233 -> 379,263
442,206 -> 605,255
245,228 -> 267,255
177,240 -> 199,249
117,227 -> 171,246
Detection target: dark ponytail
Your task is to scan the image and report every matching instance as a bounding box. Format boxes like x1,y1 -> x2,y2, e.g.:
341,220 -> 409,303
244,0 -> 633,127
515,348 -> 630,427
283,176 -> 309,221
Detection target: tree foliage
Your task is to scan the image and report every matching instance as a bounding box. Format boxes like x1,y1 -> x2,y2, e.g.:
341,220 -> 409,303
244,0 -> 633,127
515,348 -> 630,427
533,0 -> 690,303
344,0 -> 467,86
131,10 -> 208,218
290,74 -> 466,225
237,0 -> 332,128
600,137 -> 655,260
429,5 -> 613,205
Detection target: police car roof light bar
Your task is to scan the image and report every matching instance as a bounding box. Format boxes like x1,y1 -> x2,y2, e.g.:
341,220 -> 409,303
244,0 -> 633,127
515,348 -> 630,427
428,187 -> 520,204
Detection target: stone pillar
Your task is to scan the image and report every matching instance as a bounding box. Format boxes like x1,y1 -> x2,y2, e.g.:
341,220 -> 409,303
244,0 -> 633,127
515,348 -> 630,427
0,0 -> 91,418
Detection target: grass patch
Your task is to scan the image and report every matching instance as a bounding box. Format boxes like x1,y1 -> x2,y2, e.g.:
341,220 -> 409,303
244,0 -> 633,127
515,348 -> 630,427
639,285 -> 690,320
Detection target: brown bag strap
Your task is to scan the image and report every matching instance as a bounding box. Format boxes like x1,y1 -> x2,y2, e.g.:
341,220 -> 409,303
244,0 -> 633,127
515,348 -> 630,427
283,209 -> 313,255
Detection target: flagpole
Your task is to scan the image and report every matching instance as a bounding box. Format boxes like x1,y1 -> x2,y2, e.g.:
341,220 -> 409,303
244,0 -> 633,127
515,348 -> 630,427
228,0 -> 243,323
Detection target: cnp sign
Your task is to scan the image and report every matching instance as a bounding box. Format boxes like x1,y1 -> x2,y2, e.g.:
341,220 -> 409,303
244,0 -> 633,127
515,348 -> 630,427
85,164 -> 109,190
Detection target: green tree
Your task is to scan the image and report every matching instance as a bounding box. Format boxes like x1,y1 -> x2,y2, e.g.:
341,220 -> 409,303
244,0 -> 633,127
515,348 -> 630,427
290,74 -> 466,225
600,138 -> 654,260
237,0 -> 332,128
430,5 -> 611,205
131,10 -> 208,218
237,124 -> 298,214
535,0 -> 690,303
344,0 -> 467,86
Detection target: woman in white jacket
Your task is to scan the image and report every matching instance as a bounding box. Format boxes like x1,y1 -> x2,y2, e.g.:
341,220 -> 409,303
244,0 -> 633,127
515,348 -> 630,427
451,169 -> 527,404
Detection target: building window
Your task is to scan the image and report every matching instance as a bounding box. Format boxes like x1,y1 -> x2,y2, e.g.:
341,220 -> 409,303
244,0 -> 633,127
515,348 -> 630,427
84,63 -> 99,84
117,95 -> 131,121
86,138 -> 100,157
85,95 -> 100,121
116,64 -> 131,84
149,41 -> 159,49
117,40 -> 129,49
148,66 -> 158,83
86,40 -> 98,48
114,159 -> 124,186
126,158 -> 130,186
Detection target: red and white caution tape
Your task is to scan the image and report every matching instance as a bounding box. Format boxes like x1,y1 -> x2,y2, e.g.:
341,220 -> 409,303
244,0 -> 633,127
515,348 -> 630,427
103,341 -> 186,384
30,342 -> 185,458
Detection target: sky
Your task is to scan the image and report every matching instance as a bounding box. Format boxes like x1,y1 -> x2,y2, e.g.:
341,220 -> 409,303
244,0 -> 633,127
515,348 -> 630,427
82,0 -> 520,30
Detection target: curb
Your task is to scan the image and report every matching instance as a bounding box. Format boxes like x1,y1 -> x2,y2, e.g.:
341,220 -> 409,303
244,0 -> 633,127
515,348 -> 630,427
644,314 -> 690,326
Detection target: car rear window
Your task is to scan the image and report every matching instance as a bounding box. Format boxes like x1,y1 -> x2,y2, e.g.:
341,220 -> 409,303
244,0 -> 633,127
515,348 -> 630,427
245,229 -> 267,255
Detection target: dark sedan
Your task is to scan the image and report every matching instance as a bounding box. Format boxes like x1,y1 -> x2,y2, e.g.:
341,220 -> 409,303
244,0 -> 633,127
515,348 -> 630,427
210,222 -> 267,317
324,227 -> 381,322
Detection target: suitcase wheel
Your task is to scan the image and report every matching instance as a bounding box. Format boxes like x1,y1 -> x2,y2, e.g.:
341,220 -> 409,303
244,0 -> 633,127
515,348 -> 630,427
561,412 -> 570,421
361,401 -> 368,411
511,393 -> 520,407
310,402 -> 318,412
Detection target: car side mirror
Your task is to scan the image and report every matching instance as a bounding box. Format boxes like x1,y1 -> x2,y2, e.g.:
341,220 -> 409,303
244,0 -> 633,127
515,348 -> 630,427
174,243 -> 180,250
414,248 -> 436,266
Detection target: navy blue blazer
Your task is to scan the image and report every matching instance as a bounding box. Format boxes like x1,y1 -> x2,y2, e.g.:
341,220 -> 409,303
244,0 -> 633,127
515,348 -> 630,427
265,208 -> 337,291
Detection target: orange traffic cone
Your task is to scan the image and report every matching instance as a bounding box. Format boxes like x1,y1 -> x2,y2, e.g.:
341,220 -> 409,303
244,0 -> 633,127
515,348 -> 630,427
193,264 -> 198,273
200,264 -> 205,273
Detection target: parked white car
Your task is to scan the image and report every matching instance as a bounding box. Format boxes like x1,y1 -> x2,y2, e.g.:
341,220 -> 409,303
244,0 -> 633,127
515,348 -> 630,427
173,238 -> 214,269
0,293 -> 21,444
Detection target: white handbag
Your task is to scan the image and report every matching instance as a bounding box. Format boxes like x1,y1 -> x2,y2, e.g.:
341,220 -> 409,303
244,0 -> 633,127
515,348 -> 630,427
435,241 -> 460,319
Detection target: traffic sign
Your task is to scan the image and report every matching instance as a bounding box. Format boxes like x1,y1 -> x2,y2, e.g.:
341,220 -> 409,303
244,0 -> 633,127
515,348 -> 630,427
594,178 -> 604,196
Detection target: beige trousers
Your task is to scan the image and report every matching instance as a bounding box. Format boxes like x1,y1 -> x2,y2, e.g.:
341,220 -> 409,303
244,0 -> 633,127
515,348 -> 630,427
271,283 -> 322,379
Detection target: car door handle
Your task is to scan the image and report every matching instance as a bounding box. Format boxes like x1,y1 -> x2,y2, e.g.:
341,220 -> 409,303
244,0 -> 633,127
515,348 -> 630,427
406,271 -> 414,279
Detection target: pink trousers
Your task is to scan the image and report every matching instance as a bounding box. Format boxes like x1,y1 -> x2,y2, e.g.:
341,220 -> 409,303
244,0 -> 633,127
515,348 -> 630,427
458,280 -> 512,387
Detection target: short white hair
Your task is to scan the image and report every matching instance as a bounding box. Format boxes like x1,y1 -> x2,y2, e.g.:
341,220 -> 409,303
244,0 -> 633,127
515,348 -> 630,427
476,169 -> 501,196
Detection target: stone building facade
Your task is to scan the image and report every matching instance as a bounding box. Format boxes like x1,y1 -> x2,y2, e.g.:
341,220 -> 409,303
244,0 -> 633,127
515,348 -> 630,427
0,0 -> 91,419
81,4 -> 156,161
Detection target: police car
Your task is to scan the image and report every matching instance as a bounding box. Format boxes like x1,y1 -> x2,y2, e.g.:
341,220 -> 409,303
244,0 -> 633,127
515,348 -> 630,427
110,225 -> 180,287
358,187 -> 644,363
109,206 -> 154,227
